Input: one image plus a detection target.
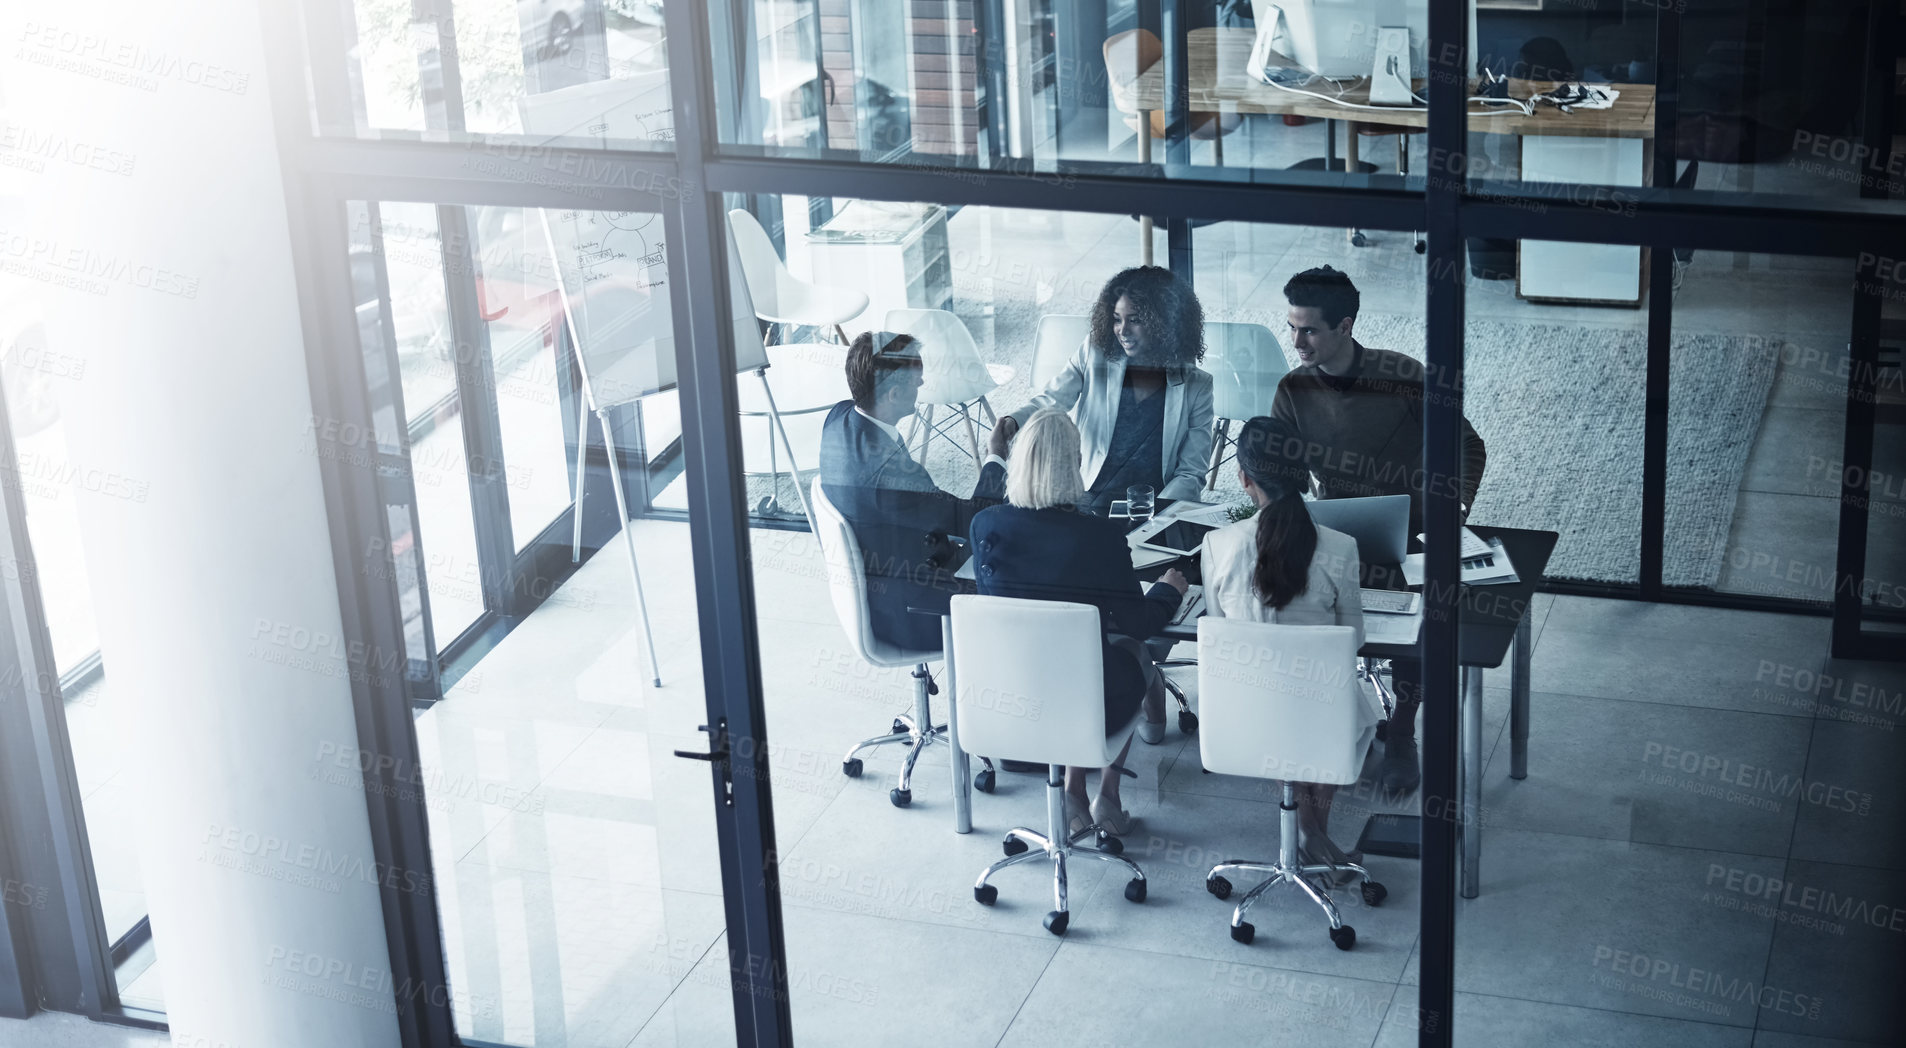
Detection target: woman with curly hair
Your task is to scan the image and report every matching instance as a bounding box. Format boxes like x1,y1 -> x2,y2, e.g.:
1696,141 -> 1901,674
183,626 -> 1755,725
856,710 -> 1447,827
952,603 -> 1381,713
999,266 -> 1214,514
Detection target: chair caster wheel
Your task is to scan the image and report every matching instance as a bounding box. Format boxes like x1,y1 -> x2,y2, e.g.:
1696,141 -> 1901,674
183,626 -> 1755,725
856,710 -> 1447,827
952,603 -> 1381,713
1207,875 -> 1232,900
1099,833 -> 1123,856
974,769 -> 996,794
842,758 -> 863,778
1362,881 -> 1387,906
1002,837 -> 1029,857
1124,878 -> 1147,903
974,884 -> 997,906
892,718 -> 909,736
1230,921 -> 1254,944
1374,719 -> 1388,743
1351,232 -> 1369,247
890,788 -> 911,808
1414,240 -> 1427,254
1178,710 -> 1199,734
1043,911 -> 1069,936
1330,924 -> 1357,950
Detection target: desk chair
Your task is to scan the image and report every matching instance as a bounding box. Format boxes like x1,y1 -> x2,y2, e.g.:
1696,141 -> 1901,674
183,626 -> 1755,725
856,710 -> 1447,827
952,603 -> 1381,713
885,308 -> 1014,464
1105,29 -> 1242,263
1031,314 -> 1090,393
1198,618 -> 1387,949
1202,321 -> 1288,488
952,594 -> 1148,936
811,478 -> 987,807
1347,124 -> 1425,253
728,208 -> 869,345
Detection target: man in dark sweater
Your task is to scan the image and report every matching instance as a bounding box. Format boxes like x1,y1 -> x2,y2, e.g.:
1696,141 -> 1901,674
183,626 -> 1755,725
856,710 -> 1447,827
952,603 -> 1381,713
1272,266 -> 1487,793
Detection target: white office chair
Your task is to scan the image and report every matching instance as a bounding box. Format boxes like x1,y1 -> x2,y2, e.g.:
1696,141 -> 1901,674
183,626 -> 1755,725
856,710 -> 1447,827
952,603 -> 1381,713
727,208 -> 869,345
1202,321 -> 1289,487
811,478 -> 987,807
884,308 -> 1013,464
1030,314 -> 1090,392
952,594 -> 1149,936
1197,618 -> 1387,949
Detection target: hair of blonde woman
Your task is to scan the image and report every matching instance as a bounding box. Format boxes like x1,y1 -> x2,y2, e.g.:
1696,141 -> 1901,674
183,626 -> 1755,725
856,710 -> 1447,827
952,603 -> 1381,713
1006,408 -> 1086,510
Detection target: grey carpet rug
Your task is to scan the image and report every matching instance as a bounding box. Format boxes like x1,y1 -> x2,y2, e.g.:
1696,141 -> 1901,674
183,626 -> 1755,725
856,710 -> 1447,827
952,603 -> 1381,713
892,308 -> 1778,588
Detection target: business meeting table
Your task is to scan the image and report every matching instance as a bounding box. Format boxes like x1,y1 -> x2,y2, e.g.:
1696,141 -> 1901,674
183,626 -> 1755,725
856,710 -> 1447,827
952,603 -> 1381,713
914,513 -> 1558,900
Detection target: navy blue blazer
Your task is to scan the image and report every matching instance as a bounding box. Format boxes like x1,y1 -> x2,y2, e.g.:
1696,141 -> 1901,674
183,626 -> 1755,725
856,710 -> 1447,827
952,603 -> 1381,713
968,505 -> 1180,642
819,401 -> 1006,651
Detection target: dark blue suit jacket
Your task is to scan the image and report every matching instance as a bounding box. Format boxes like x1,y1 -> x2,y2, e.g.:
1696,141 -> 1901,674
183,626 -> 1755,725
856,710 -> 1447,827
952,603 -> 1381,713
968,505 -> 1180,641
819,401 -> 1006,651
969,505 -> 1181,720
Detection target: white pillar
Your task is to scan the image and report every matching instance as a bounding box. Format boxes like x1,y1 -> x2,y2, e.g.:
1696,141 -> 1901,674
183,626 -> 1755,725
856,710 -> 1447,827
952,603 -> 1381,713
4,3 -> 402,1045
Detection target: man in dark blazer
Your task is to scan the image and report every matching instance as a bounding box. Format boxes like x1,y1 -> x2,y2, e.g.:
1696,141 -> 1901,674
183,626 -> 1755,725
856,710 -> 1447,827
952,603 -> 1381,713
819,331 -> 1011,652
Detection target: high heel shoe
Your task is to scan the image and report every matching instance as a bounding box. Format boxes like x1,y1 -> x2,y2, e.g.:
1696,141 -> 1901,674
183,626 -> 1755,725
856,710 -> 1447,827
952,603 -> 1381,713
1090,795 -> 1139,836
1065,794 -> 1093,837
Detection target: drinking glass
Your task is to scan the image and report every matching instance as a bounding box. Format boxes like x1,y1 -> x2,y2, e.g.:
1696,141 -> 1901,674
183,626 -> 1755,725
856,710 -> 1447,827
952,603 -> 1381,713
1126,484 -> 1156,523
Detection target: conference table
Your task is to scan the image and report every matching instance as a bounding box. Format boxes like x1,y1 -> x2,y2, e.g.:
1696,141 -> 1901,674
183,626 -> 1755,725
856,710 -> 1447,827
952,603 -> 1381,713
918,514 -> 1557,900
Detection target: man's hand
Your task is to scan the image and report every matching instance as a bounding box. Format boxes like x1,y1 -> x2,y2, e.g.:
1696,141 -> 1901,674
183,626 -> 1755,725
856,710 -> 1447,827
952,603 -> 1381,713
987,416 -> 1020,458
1157,567 -> 1189,596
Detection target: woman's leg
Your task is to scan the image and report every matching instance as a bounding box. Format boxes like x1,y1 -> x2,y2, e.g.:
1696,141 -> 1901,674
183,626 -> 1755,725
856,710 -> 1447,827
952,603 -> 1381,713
1066,766 -> 1091,809
1296,782 -> 1353,864
1096,732 -> 1134,808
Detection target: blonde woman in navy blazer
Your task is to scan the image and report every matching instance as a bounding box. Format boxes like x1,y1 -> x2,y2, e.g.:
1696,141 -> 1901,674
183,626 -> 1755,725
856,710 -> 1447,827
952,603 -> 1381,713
968,409 -> 1187,837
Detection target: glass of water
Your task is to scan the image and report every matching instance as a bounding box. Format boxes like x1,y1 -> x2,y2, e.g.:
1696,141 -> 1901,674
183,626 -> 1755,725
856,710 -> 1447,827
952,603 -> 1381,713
1126,484 -> 1155,523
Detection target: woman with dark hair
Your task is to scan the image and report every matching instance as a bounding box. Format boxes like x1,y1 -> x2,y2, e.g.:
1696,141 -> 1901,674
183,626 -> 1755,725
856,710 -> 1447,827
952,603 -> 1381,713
1198,416 -> 1380,879
997,266 -> 1214,514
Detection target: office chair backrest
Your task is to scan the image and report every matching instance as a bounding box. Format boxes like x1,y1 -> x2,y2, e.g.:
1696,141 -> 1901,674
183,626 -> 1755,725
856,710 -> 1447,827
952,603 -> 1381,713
950,594 -> 1116,769
727,208 -> 792,318
1203,321 -> 1288,420
1197,618 -> 1367,785
885,308 -> 997,404
1102,29 -> 1163,116
1032,314 -> 1090,392
808,477 -> 888,665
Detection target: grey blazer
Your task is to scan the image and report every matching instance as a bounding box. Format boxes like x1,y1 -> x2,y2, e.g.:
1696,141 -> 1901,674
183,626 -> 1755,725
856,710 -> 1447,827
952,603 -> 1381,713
1012,340 -> 1215,502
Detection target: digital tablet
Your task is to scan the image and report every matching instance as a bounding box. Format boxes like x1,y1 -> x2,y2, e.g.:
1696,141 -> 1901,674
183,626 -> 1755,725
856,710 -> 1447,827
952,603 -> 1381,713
1135,519 -> 1216,558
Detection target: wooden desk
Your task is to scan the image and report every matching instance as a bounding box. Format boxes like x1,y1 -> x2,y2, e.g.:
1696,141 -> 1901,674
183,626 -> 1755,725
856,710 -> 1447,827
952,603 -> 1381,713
1124,28 -> 1654,140
1123,28 -> 1657,305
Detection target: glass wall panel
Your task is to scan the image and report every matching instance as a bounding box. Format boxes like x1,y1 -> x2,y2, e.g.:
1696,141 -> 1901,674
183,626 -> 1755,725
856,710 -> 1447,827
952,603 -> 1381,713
1447,245 -> 1902,1044
711,0 -> 1451,192
665,193 -> 1444,1041
344,199 -> 738,1046
0,286 -> 163,1010
1668,250 -> 1851,602
332,0 -> 673,148
1474,3 -> 1904,214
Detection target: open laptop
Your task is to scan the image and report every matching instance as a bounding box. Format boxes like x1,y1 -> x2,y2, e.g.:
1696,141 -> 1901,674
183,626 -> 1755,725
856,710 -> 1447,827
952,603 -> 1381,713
1306,494 -> 1410,567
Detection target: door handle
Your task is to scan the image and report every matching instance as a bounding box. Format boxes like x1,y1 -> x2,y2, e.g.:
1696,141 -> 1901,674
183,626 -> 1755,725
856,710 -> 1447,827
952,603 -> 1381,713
673,721 -> 734,806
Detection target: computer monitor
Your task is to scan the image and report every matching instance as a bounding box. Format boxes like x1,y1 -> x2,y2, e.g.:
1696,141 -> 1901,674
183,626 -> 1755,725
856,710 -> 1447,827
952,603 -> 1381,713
1305,494 -> 1411,567
1251,0 -> 1478,84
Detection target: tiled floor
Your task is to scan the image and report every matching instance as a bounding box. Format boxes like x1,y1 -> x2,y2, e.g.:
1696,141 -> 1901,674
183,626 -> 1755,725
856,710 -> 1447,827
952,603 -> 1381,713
227,514 -> 1891,1048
